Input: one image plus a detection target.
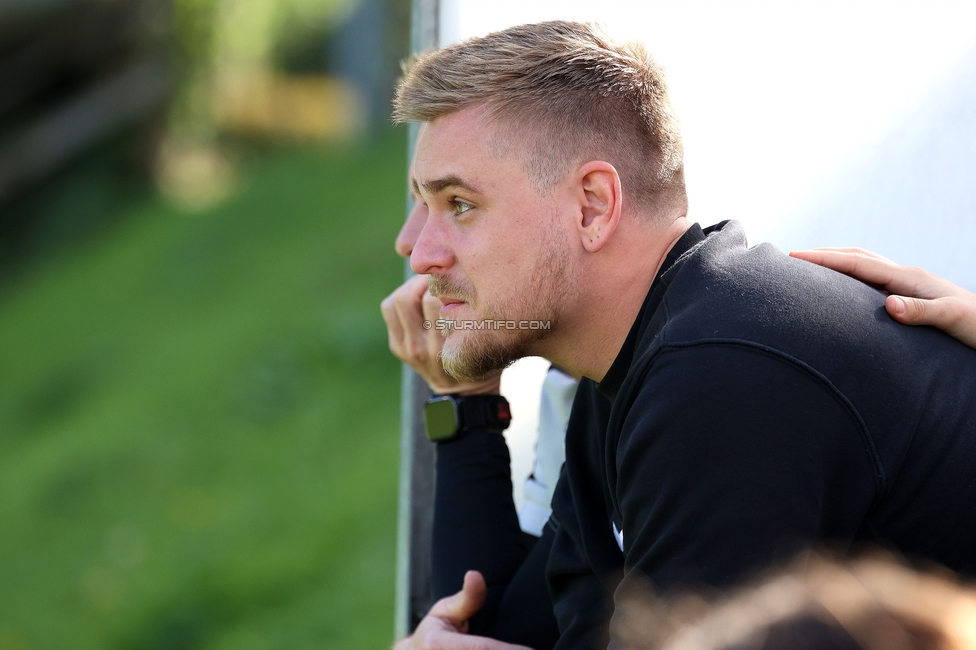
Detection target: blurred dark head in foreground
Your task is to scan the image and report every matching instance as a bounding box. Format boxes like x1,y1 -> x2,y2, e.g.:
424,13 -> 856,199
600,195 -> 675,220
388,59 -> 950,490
615,553 -> 976,650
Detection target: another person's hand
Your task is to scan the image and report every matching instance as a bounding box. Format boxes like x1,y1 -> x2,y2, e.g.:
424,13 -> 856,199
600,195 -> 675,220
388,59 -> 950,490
393,571 -> 534,650
790,247 -> 976,349
381,274 -> 502,395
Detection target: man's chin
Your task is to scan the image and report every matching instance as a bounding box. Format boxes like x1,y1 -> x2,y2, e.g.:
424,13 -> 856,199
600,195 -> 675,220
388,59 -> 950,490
441,331 -> 520,383
441,349 -> 511,384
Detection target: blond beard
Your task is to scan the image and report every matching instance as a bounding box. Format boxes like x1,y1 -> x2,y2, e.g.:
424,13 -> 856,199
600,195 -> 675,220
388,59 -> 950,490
433,229 -> 572,382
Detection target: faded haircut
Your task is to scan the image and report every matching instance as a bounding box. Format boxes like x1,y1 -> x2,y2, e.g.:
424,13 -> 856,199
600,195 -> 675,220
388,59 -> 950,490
393,20 -> 686,218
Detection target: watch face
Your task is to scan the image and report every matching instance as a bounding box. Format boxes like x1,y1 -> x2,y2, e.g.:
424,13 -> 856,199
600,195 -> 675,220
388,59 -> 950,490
424,397 -> 459,442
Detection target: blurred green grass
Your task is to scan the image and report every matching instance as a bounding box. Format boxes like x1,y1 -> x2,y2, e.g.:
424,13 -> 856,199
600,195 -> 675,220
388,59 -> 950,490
0,135 -> 407,650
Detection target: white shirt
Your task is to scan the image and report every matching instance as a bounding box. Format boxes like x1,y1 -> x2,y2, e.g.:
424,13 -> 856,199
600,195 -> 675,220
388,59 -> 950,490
517,367 -> 578,537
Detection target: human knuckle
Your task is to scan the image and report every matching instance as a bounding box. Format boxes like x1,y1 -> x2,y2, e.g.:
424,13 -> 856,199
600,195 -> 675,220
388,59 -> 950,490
907,297 -> 928,319
393,291 -> 412,309
403,343 -> 422,363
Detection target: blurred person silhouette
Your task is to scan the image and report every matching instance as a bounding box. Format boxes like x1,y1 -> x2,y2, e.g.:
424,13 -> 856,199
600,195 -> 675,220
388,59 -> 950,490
613,551 -> 976,650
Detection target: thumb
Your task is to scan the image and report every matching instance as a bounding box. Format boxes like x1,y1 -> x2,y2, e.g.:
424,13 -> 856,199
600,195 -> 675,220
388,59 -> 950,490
887,294 -> 963,331
887,295 -> 929,325
429,571 -> 487,625
888,294 -> 976,349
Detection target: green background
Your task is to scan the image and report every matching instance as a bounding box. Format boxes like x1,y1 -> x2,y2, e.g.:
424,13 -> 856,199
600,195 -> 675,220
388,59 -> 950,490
0,135 -> 407,650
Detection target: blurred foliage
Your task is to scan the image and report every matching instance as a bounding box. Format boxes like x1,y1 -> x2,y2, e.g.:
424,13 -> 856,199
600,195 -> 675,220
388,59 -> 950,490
1,135 -> 146,267
0,133 -> 408,649
169,0 -> 356,139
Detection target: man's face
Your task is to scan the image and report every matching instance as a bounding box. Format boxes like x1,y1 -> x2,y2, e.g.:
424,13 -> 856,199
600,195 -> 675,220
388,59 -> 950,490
409,107 -> 575,381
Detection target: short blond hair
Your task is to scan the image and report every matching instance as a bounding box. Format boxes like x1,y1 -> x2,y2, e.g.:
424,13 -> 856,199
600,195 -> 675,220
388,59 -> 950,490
394,21 -> 686,217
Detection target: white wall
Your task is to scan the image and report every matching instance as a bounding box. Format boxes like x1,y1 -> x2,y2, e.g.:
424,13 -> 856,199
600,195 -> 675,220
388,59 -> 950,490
434,0 -> 976,506
439,0 -> 976,286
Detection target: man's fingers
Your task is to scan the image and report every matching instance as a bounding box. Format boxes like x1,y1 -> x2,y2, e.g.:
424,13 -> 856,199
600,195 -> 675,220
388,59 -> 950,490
393,629 -> 533,650
429,571 -> 488,625
423,289 -> 447,357
423,289 -> 444,331
392,576 -> 533,650
382,276 -> 506,393
381,293 -> 405,351
393,275 -> 434,358
888,295 -> 976,349
392,636 -> 411,650
383,276 -> 431,358
393,628 -> 534,650
384,276 -> 496,393
420,634 -> 534,650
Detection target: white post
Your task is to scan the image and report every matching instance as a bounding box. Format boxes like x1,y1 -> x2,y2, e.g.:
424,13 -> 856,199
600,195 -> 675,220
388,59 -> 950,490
394,0 -> 439,637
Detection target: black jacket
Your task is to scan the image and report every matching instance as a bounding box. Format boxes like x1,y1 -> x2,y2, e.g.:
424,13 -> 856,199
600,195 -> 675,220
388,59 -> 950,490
432,221 -> 976,649
549,221 -> 976,648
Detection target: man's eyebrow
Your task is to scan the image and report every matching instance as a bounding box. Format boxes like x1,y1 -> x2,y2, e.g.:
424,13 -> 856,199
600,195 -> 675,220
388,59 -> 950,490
418,175 -> 483,196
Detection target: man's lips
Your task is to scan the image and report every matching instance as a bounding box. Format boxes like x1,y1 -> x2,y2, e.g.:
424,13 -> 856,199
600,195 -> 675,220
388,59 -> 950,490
437,296 -> 466,313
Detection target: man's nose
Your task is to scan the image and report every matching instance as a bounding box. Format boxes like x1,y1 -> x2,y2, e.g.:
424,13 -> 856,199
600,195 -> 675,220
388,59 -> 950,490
395,200 -> 427,259
410,215 -> 454,276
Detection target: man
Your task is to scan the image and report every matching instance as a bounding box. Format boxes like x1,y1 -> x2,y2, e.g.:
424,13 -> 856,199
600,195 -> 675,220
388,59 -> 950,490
388,20 -> 976,649
382,170 -> 571,648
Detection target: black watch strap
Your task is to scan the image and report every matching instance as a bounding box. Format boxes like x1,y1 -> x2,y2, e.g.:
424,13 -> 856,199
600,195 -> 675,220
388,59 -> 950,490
424,394 -> 512,443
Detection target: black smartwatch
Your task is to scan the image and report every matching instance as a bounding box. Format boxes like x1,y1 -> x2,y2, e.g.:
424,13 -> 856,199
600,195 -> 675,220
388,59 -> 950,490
423,394 -> 512,443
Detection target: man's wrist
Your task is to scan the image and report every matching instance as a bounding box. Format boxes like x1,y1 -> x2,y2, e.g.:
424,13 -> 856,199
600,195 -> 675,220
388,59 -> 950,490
424,394 -> 511,442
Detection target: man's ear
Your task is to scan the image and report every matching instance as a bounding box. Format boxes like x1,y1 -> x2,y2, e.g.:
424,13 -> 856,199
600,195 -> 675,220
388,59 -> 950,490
574,161 -> 622,253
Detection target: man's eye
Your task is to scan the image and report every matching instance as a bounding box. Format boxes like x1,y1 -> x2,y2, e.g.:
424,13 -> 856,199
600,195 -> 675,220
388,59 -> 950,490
451,200 -> 473,215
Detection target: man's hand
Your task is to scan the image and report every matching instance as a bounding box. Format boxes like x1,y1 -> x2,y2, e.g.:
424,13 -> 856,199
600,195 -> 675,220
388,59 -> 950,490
790,247 -> 976,349
393,571 -> 534,650
381,274 -> 502,395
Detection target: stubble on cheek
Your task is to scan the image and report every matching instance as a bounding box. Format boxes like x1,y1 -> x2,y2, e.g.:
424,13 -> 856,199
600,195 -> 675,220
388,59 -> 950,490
433,217 -> 572,381
439,267 -> 569,382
